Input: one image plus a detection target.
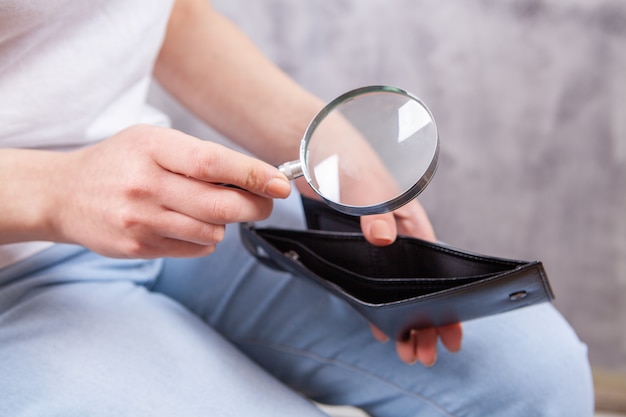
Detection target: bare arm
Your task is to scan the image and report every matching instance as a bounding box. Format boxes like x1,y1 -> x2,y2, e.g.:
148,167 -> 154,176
0,0 -> 298,252
154,0 -> 460,365
0,149 -> 64,244
154,0 -> 325,165
0,0 -> 460,364
0,126 -> 291,256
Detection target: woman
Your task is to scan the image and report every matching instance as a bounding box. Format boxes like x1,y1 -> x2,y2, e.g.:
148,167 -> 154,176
0,0 -> 593,415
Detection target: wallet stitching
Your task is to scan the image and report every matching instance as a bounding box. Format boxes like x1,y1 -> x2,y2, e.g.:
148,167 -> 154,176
242,223 -> 552,334
259,228 -> 523,269
369,263 -> 551,310
256,233 -> 538,305
262,233 -> 503,284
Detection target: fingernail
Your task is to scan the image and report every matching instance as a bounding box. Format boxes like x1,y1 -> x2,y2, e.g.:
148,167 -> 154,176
370,219 -> 393,244
422,356 -> 437,368
266,177 -> 291,198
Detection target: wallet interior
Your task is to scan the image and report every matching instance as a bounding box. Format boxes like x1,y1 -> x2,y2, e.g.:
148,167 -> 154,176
259,230 -> 524,304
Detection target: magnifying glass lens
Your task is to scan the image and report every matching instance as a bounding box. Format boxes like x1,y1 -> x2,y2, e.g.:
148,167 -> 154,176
301,86 -> 439,216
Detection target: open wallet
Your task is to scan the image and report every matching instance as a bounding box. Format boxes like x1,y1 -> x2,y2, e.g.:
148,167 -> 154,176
240,196 -> 555,340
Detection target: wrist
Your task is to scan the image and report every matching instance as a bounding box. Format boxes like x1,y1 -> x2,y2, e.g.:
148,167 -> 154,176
0,149 -> 71,244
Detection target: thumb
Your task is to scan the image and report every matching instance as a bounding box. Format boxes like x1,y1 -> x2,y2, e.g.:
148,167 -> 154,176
360,213 -> 398,246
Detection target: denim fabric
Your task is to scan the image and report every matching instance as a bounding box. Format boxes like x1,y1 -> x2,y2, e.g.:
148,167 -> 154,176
0,196 -> 594,416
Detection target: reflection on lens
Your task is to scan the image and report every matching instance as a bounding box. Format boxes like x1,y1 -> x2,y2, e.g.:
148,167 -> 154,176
312,153 -> 340,203
397,99 -> 432,143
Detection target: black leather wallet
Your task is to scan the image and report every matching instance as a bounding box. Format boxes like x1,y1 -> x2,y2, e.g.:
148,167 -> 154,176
240,197 -> 554,339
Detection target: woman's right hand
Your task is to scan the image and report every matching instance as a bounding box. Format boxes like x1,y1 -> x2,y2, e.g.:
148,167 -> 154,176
31,125 -> 291,258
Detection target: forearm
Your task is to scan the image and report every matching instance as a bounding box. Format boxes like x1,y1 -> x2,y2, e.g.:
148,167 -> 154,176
154,0 -> 325,165
0,149 -> 65,244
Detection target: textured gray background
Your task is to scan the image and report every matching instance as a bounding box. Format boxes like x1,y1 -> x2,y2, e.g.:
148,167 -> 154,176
150,0 -> 626,372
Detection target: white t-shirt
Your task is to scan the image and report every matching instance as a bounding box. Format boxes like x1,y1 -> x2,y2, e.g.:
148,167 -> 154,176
0,0 -> 175,268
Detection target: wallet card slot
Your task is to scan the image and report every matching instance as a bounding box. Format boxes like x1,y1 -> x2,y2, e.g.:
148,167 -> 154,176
263,234 -> 501,304
260,229 -> 523,278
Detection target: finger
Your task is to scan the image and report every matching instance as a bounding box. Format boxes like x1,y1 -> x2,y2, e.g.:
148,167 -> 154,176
415,328 -> 438,367
396,329 -> 418,365
140,238 -> 218,259
116,233 -> 218,259
159,172 -> 275,224
393,200 -> 436,242
438,322 -> 463,353
153,209 -> 227,246
360,213 -> 398,246
112,206 -> 223,258
149,128 -> 291,198
369,323 -> 390,343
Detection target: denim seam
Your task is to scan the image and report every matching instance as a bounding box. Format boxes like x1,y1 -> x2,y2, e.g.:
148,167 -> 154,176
233,337 -> 458,417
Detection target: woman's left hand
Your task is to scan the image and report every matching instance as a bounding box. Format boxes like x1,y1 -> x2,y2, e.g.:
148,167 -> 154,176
361,201 -> 463,366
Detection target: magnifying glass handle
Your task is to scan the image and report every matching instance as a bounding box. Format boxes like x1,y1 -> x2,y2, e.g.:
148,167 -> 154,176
218,159 -> 302,192
277,160 -> 303,181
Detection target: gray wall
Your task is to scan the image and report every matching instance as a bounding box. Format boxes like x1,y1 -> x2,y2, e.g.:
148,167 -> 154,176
151,0 -> 626,372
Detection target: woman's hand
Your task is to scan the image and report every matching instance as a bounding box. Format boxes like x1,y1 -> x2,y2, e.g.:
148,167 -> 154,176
47,125 -> 291,258
361,202 -> 463,366
369,321 -> 463,367
295,171 -> 463,366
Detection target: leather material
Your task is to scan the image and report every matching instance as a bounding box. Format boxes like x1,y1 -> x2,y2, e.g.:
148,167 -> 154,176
240,197 -> 554,339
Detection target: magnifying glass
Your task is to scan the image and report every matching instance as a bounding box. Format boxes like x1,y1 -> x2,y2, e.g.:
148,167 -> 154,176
277,85 -> 439,216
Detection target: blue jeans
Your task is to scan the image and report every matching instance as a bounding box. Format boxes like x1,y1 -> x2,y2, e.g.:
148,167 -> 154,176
0,196 -> 593,416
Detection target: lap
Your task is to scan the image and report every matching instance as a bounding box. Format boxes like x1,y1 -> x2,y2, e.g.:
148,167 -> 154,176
0,197 -> 594,416
154,198 -> 594,416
